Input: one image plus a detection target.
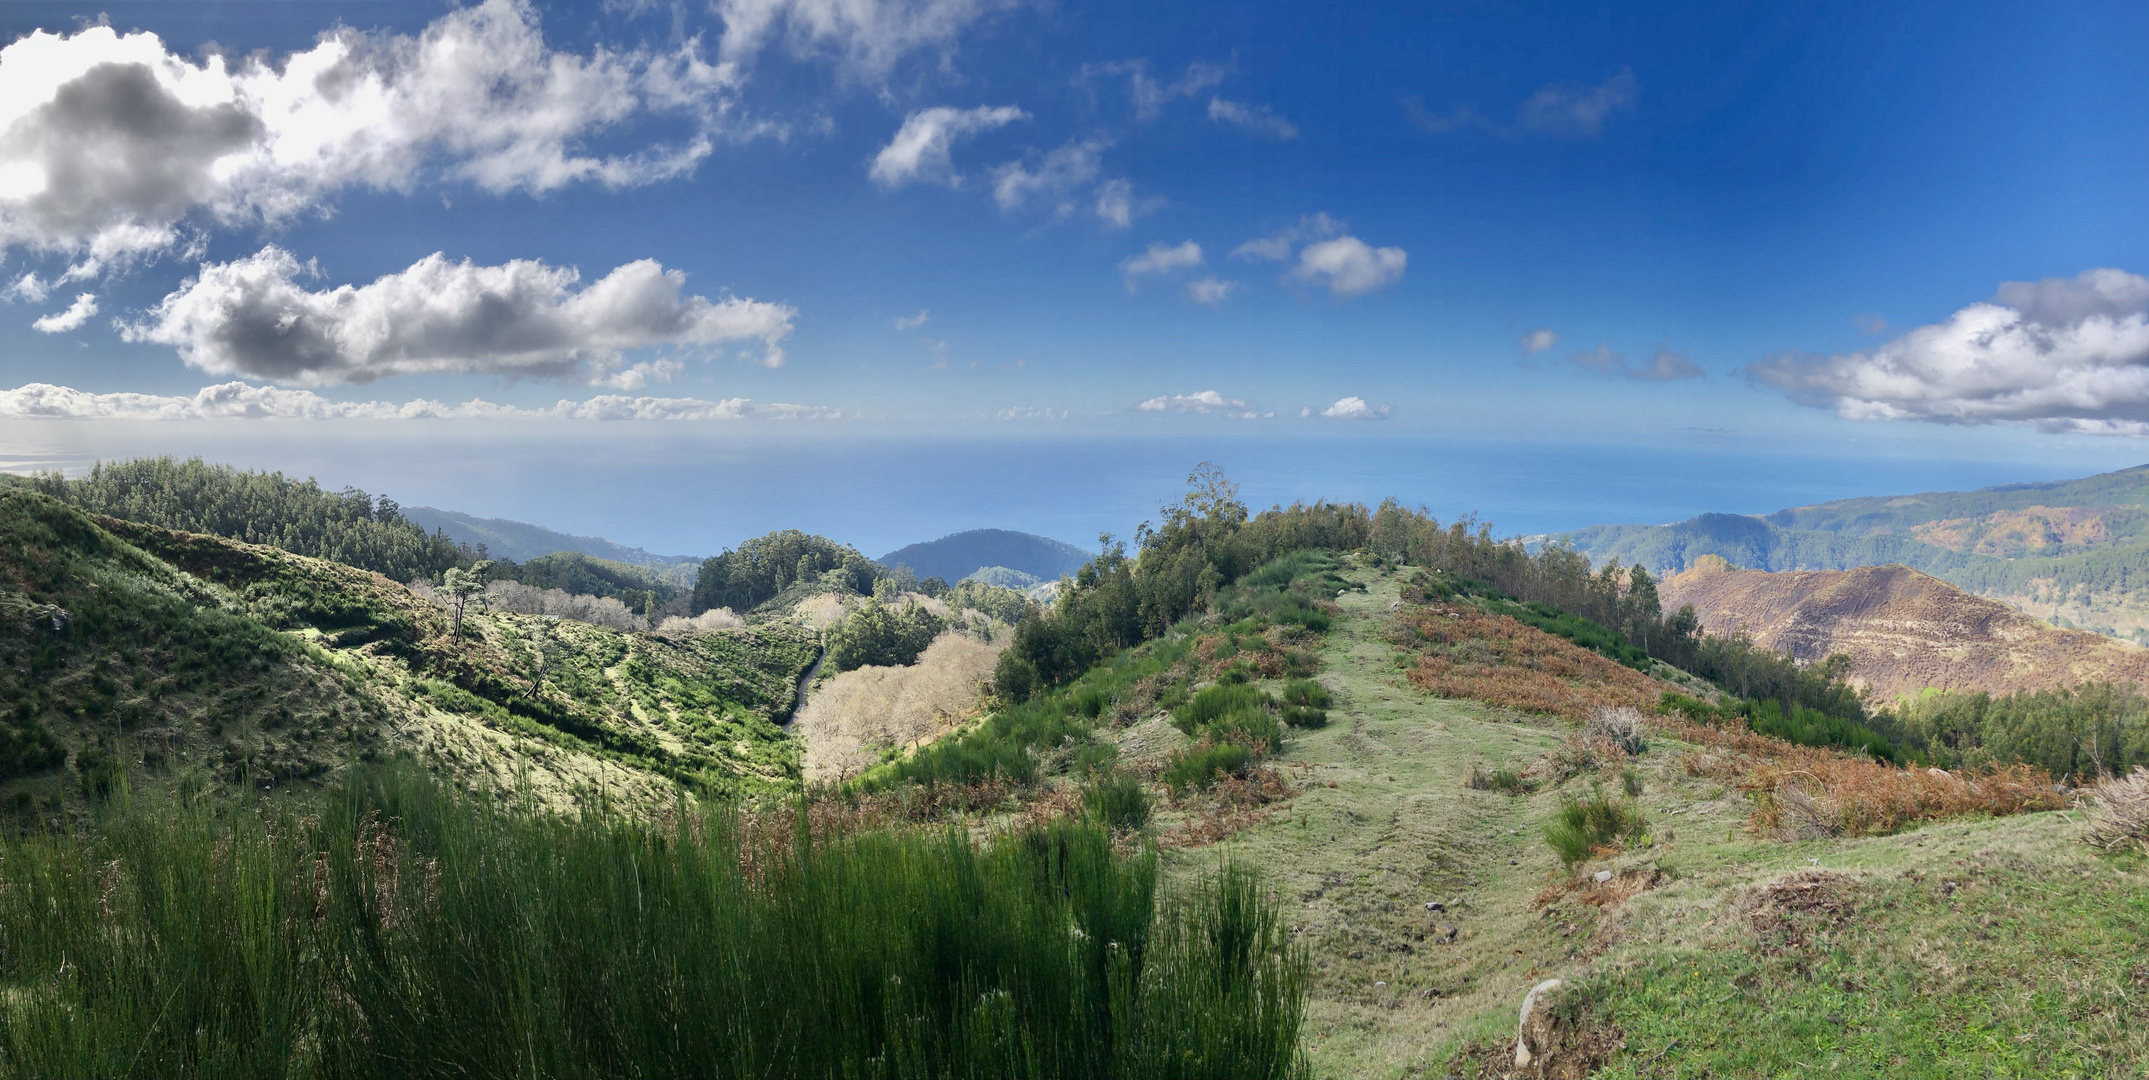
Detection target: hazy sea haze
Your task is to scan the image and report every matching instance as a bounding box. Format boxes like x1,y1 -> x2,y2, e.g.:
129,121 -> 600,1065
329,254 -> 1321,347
7,420 -> 2144,558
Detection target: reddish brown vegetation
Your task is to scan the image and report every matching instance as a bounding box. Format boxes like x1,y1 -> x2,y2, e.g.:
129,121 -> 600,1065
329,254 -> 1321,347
1394,606 -> 1666,720
1663,716 -> 2061,838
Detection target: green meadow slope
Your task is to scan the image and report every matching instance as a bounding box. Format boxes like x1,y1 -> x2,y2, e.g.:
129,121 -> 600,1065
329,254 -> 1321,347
0,489 -> 815,818
1118,563 -> 2143,1078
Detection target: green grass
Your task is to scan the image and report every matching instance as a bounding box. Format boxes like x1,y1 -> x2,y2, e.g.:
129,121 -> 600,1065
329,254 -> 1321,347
0,762 -> 1309,1079
1542,786 -> 1646,866
1576,845 -> 2149,1078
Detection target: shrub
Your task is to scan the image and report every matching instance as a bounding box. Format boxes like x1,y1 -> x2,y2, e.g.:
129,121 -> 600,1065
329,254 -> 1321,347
1586,706 -> 1648,755
1166,742 -> 1255,793
1280,679 -> 1331,709
2082,767 -> 2149,855
1621,765 -> 1644,798
1280,705 -> 1328,730
1543,787 -> 1645,866
1466,763 -> 1530,795
1085,771 -> 1154,832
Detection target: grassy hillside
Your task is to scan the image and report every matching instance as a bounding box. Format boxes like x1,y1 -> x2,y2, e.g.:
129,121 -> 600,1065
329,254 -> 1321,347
0,488 -> 817,818
880,528 -> 1092,585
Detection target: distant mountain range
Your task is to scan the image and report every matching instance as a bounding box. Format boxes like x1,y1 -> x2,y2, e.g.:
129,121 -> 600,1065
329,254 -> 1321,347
879,529 -> 1092,586
1561,464 -> 2149,641
1659,558 -> 2149,699
401,506 -> 699,568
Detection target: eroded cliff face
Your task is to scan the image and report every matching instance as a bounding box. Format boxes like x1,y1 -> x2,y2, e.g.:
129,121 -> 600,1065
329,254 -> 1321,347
1659,560 -> 2149,700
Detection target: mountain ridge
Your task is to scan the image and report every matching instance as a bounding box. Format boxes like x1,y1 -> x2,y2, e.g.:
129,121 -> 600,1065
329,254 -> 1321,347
402,505 -> 699,567
878,528 -> 1092,585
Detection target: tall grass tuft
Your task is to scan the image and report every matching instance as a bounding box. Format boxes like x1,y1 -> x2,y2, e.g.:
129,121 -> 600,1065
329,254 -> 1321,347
1543,786 -> 1646,866
0,764 -> 1307,1079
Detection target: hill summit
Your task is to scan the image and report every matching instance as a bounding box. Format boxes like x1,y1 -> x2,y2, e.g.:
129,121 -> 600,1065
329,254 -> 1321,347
878,529 -> 1091,585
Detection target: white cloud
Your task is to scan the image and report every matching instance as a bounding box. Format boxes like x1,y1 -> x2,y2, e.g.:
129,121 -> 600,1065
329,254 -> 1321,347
122,246 -> 795,386
1231,212 -> 1342,262
893,308 -> 930,329
1569,344 -> 1702,382
1186,276 -> 1235,306
1134,389 -> 1264,418
991,136 -> 1107,213
1520,328 -> 1558,353
1518,69 -> 1638,138
1749,268 -> 2149,435
30,292 -> 95,333
1093,179 -> 1135,229
1207,97 -> 1297,139
1287,236 -> 1406,296
1318,396 -> 1390,420
5,272 -> 49,303
1406,69 -> 1637,139
1119,240 -> 1202,290
1085,59 -> 1228,120
868,105 -> 1026,188
714,0 -> 1013,84
0,379 -> 843,421
0,0 -> 738,264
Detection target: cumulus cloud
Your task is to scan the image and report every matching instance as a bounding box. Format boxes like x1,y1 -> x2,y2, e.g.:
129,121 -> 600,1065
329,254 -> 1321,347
714,0 -> 1013,84
30,292 -> 95,333
1231,212 -> 1341,262
1186,276 -> 1234,306
0,0 -> 739,263
1569,344 -> 1702,381
1133,390 -> 1266,418
0,379 -> 844,421
893,308 -> 929,329
1317,396 -> 1390,420
1405,69 -> 1637,139
1520,328 -> 1558,353
4,272 -> 48,303
1084,59 -> 1228,120
1207,98 -> 1297,139
1748,268 -> 2149,435
868,104 -> 1025,188
1119,240 -> 1201,290
121,246 -> 795,386
991,137 -> 1106,212
1518,69 -> 1638,137
1288,236 -> 1406,297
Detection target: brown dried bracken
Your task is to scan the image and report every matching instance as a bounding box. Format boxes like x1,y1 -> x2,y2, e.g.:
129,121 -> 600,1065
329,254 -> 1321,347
2081,767 -> 2149,855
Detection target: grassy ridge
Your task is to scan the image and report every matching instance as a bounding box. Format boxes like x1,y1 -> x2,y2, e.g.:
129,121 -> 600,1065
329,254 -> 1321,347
0,764 -> 1308,1079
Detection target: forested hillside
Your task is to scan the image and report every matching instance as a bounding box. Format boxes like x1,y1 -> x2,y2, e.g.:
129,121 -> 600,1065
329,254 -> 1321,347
401,504 -> 699,567
11,457 -> 473,581
879,528 -> 1091,585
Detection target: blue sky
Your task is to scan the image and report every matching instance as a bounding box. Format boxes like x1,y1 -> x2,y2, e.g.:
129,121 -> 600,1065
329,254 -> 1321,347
0,0 -> 2145,552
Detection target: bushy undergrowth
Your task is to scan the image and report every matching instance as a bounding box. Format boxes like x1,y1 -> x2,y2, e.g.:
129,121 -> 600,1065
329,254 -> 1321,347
0,765 -> 1308,1079
1086,769 -> 1155,832
1661,692 -> 1898,763
1543,786 -> 1646,866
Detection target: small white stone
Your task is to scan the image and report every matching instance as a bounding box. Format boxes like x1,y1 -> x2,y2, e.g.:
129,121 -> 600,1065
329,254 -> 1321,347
1593,870 -> 1613,883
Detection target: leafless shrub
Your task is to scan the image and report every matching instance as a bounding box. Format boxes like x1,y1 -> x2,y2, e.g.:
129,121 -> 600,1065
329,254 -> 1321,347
1585,706 -> 1647,755
484,580 -> 644,631
654,608 -> 742,636
2082,767 -> 2149,854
